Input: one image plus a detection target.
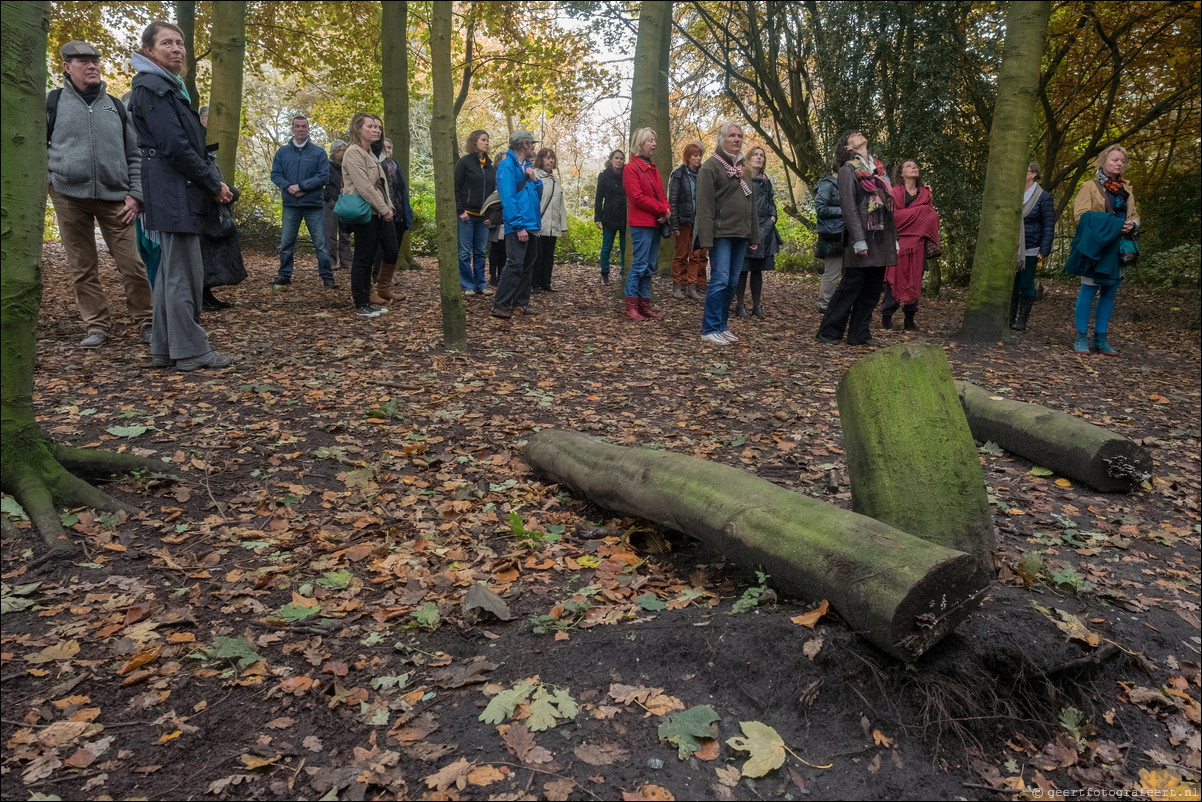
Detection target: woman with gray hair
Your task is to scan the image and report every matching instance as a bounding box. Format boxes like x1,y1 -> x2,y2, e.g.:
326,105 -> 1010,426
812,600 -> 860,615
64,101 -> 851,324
695,122 -> 758,345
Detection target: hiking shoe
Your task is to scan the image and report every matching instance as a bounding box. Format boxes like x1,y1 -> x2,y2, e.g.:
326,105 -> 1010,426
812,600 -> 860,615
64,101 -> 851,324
80,331 -> 108,348
324,280 -> 338,289
355,305 -> 383,318
151,354 -> 175,368
701,332 -> 729,345
271,276 -> 291,286
515,306 -> 539,316
176,350 -> 231,371
139,324 -> 152,343
491,306 -> 513,319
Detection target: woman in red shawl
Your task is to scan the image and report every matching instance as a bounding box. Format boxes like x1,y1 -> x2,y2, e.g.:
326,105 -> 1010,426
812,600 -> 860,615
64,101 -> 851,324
882,160 -> 940,331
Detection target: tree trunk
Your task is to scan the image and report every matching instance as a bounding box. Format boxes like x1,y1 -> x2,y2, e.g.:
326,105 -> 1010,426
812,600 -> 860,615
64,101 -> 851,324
1,0 -> 153,560
207,0 -> 247,188
176,0 -> 200,110
628,0 -> 674,287
430,1 -> 466,348
524,431 -> 988,662
955,381 -> 1153,492
960,1 -> 1051,340
924,257 -> 942,297
382,1 -> 413,269
837,345 -> 996,579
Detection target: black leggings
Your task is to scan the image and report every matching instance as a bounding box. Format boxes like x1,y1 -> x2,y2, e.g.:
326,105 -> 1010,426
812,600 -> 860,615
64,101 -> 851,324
489,239 -> 506,285
735,270 -> 763,306
350,215 -> 398,307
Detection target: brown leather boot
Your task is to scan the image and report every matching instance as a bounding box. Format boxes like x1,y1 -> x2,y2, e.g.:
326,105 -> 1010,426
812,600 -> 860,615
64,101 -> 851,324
376,263 -> 404,302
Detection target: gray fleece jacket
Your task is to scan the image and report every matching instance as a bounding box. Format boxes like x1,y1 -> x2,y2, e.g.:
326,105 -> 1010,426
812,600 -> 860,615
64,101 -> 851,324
47,78 -> 143,203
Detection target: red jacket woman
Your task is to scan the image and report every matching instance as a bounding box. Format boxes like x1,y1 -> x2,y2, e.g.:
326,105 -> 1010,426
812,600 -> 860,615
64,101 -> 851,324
623,154 -> 670,228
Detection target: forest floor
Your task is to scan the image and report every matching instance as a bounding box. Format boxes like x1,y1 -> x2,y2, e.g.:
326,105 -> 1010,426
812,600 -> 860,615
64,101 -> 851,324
2,242 -> 1200,802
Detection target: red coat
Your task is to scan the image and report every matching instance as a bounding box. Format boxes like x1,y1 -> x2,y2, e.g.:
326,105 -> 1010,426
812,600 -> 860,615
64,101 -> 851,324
623,156 -> 670,227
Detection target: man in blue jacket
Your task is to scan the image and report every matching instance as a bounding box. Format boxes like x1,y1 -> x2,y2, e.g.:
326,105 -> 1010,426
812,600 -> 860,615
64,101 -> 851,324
491,130 -> 543,319
270,116 -> 335,287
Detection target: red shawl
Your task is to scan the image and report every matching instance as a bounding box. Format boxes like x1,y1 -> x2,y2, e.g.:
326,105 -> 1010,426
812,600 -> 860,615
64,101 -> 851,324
886,185 -> 941,305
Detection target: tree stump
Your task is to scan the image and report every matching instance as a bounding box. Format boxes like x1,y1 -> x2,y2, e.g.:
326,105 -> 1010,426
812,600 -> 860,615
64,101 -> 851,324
524,430 -> 989,662
955,381 -> 1153,492
837,344 -> 996,580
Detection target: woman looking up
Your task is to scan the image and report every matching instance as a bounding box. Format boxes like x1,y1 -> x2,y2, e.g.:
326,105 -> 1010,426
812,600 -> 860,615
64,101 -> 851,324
129,20 -> 232,370
815,129 -> 896,347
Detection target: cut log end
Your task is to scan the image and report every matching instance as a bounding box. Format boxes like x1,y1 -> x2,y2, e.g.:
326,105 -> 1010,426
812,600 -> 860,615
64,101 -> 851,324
890,554 -> 989,661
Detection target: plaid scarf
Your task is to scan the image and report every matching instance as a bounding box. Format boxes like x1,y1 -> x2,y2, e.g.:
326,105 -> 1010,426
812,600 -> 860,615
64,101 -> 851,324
712,151 -> 752,196
851,154 -> 892,230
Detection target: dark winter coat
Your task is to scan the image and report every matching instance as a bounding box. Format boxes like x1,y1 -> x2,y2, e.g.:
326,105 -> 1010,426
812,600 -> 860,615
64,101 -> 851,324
454,152 -> 496,216
129,57 -> 222,234
1023,187 -> 1055,257
324,159 -> 344,204
383,158 -> 414,231
747,173 -> 782,260
814,174 -> 844,259
593,168 -> 627,231
271,140 -> 329,208
838,161 -> 897,269
667,164 -> 698,230
695,153 -> 759,249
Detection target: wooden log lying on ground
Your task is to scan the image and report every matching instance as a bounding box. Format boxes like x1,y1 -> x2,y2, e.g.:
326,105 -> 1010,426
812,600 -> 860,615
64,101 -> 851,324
524,430 -> 989,662
954,381 -> 1153,492
837,344 -> 996,580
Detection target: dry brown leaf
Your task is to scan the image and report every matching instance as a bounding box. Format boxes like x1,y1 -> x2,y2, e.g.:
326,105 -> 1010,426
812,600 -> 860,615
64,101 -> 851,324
803,637 -> 823,660
119,648 -> 160,674
498,723 -> 552,764
544,778 -> 576,801
466,764 -> 505,786
872,729 -> 894,748
715,765 -> 741,787
26,640 -> 81,664
574,742 -> 630,766
623,784 -> 676,801
425,757 -> 474,791
790,600 -> 830,629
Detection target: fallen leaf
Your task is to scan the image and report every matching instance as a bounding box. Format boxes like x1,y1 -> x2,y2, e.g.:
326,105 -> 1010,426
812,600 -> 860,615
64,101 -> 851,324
466,764 -> 505,786
873,729 -> 894,748
726,720 -> 786,778
499,723 -> 552,764
790,600 -> 829,629
462,583 -> 513,620
623,785 -> 676,801
303,736 -> 323,753
26,640 -> 81,664
574,742 -> 630,766
544,778 -> 576,801
425,758 -> 474,792
715,765 -> 741,787
803,637 -> 823,660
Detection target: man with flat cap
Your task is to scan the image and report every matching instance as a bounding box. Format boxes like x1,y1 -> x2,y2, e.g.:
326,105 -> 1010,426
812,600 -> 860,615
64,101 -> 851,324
491,129 -> 543,319
47,40 -> 153,350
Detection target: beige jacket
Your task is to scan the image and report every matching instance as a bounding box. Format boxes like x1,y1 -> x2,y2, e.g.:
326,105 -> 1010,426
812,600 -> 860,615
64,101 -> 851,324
536,170 -> 567,237
1073,178 -> 1139,226
341,144 -> 391,216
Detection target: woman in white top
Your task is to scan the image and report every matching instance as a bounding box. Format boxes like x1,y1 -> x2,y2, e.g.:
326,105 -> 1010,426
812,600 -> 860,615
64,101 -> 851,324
532,148 -> 567,293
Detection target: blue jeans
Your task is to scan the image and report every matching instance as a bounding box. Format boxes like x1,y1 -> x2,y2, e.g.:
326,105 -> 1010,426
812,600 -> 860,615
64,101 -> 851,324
599,227 -> 626,277
458,216 -> 488,291
625,226 -> 660,298
702,237 -> 749,334
278,205 -> 333,281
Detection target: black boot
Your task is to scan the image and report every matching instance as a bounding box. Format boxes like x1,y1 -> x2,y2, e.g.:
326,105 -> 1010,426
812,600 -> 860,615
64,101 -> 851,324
903,310 -> 917,331
1013,298 -> 1033,331
736,302 -> 751,319
881,314 -> 893,330
1008,292 -> 1019,329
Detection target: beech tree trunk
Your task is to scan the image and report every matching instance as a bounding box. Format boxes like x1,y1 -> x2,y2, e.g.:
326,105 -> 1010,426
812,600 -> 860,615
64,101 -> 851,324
382,0 -> 413,269
960,1 -> 1051,340
628,0 -> 674,288
1,0 -> 151,559
837,344 -> 996,580
525,431 -> 988,662
955,381 -> 1153,492
430,0 -> 466,348
207,0 -> 247,187
176,0 -> 200,110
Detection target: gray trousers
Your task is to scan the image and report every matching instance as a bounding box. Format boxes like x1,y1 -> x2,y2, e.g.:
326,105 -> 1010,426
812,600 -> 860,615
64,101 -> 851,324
818,253 -> 843,311
151,232 -> 211,361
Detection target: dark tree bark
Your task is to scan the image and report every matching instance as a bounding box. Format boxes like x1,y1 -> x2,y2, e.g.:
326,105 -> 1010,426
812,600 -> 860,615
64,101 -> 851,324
525,431 -> 988,661
176,0 -> 200,109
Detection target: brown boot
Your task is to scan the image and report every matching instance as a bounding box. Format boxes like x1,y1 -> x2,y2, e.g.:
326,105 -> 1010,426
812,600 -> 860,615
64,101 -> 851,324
638,297 -> 663,320
376,263 -> 404,302
625,297 -> 647,320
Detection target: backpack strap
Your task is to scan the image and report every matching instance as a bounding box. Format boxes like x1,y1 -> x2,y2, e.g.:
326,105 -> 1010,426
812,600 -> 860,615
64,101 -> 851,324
47,89 -> 129,146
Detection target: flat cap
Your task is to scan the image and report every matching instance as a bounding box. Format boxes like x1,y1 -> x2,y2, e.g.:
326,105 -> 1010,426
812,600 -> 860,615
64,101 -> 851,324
509,129 -> 539,147
60,41 -> 101,59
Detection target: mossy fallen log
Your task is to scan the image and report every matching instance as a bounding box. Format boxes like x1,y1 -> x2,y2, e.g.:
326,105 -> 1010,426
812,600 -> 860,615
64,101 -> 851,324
954,381 -> 1152,492
838,344 -> 996,580
524,430 -> 989,662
